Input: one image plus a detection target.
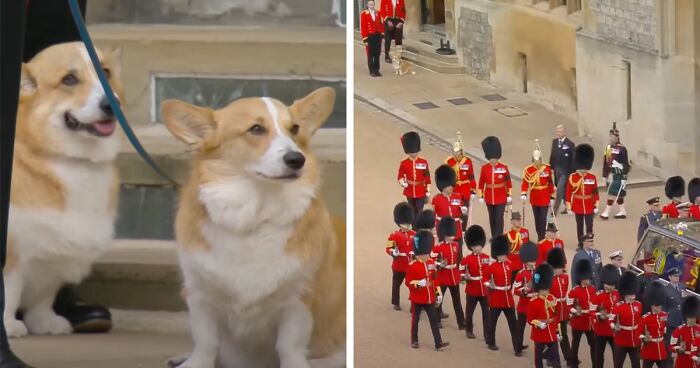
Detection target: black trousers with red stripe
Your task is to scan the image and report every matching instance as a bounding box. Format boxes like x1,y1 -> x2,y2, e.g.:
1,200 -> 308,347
406,197 -> 425,218
642,361 -> 667,368
570,329 -> 595,367
383,18 -> 403,57
535,342 -> 561,368
613,345 -> 640,368
410,302 -> 442,347
516,312 -> 527,350
465,295 -> 488,339
593,335 -> 614,368
438,285 -> 465,328
390,271 -> 405,307
486,307 -> 520,352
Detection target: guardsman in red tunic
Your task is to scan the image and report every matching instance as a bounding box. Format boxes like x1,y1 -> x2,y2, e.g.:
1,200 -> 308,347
521,139 -> 556,241
433,217 -> 466,330
591,265 -> 622,368
537,223 -> 565,266
527,263 -> 560,368
662,176 -> 685,219
611,271 -> 643,368
379,0 -> 406,63
484,234 -> 522,355
514,242 -> 538,354
360,1 -> 384,77
600,122 -> 630,220
386,202 -> 415,311
687,178 -> 700,220
406,230 -> 449,350
639,281 -> 668,368
446,132 -> 476,232
460,225 -> 491,340
566,144 -> 599,245
478,136 -> 512,238
398,132 -> 431,218
547,248 -> 572,366
432,165 -> 466,261
506,212 -> 530,278
567,259 -> 596,368
670,296 -> 700,368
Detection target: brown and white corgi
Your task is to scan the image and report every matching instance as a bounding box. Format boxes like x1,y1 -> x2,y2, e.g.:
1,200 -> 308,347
391,46 -> 415,76
5,42 -> 122,337
161,87 -> 346,368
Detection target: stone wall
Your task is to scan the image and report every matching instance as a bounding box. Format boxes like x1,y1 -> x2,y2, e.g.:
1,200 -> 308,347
588,0 -> 658,53
458,7 -> 492,81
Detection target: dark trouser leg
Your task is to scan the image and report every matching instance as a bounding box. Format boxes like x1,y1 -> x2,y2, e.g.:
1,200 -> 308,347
367,34 -> 381,74
535,343 -> 546,368
575,214 -> 584,245
516,312 -> 527,350
479,297 -> 489,340
584,214 -> 593,235
464,295 -> 476,334
614,346 -> 637,368
394,19 -> 403,45
554,172 -> 567,213
663,331 -> 673,366
384,19 -> 394,58
487,205 -> 497,238
503,308 -> 520,353
533,205 -> 548,241
406,197 -> 426,218
447,286 -> 465,327
391,271 -> 405,307
424,303 -> 443,347
593,335 -> 610,368
455,237 -> 464,264
410,302 -> 422,343
461,214 -> 468,233
559,320 -> 571,364
548,341 -> 562,368
487,204 -> 506,237
486,308 -> 502,347
630,347 -> 640,368
438,286 -> 447,318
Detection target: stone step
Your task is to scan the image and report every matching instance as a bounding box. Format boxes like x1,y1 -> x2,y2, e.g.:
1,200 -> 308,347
401,37 -> 460,64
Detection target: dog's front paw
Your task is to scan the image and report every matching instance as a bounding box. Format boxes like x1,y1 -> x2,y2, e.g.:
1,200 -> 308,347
5,319 -> 28,338
25,312 -> 72,335
166,354 -> 189,368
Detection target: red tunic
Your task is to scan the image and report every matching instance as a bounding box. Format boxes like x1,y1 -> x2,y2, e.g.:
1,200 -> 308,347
566,172 -> 599,215
485,260 -> 515,309
405,259 -> 439,305
460,252 -> 491,297
379,0 -> 406,21
478,162 -> 512,206
612,300 -> 643,348
639,311 -> 668,361
432,193 -> 464,240
550,274 -> 570,322
360,9 -> 383,42
670,324 -> 700,368
527,294 -> 560,343
432,241 -> 460,286
591,290 -> 620,337
537,238 -> 565,266
397,157 -> 431,199
662,202 -> 681,219
386,229 -> 415,273
506,227 -> 530,272
445,155 -> 476,199
567,285 -> 596,331
688,204 -> 700,220
521,164 -> 556,207
514,268 -> 535,314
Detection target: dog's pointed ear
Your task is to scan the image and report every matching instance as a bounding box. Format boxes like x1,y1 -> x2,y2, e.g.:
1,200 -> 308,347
290,87 -> 335,136
160,100 -> 217,148
20,63 -> 37,96
101,47 -> 122,78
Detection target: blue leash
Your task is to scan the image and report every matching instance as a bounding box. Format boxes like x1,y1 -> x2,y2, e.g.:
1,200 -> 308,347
67,0 -> 179,187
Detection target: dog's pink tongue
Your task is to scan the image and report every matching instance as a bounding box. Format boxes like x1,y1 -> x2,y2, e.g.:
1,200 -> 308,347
94,120 -> 116,136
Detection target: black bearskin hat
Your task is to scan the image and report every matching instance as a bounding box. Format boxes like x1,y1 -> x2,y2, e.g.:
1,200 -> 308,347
393,202 -> 414,226
435,164 -> 457,192
465,225 -> 486,249
574,259 -> 593,284
665,176 -> 685,199
437,216 -> 457,241
618,271 -> 640,297
689,177 -> 700,203
546,247 -> 566,269
413,230 -> 434,256
600,264 -> 621,287
574,144 -> 594,171
533,263 -> 554,292
401,132 -> 421,154
519,241 -> 538,263
682,296 -> 700,319
491,234 -> 509,259
644,281 -> 666,307
481,136 -> 502,160
414,210 -> 435,230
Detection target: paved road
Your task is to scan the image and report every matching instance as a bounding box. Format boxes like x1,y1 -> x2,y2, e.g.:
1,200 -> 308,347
354,100 -> 661,368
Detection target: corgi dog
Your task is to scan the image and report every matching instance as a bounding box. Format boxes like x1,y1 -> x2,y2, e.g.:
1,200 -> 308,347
161,87 -> 346,368
5,42 -> 122,337
391,47 -> 415,76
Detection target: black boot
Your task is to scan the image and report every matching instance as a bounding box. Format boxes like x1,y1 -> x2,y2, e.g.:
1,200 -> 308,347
53,287 -> 112,334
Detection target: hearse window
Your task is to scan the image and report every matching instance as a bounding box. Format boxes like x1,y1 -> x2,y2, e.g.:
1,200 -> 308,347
636,230 -> 700,293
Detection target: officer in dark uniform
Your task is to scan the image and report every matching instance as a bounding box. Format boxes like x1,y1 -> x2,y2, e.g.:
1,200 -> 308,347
638,197 -> 661,243
570,233 -> 602,287
637,258 -> 659,314
663,267 -> 685,366
549,125 -> 575,215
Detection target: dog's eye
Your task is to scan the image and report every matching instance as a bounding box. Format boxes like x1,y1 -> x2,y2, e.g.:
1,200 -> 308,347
290,124 -> 300,135
62,73 -> 78,86
103,68 -> 111,79
248,124 -> 266,136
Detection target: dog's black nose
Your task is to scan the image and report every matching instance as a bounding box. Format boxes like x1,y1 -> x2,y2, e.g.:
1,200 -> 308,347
283,151 -> 306,170
99,97 -> 113,116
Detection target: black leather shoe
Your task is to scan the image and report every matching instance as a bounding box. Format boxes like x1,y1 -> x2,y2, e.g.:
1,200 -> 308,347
487,345 -> 499,351
0,346 -> 33,368
440,312 -> 449,319
465,331 -> 476,339
411,341 -> 419,349
393,304 -> 401,311
435,341 -> 449,351
53,287 -> 112,333
515,351 -> 523,357
521,345 -> 529,350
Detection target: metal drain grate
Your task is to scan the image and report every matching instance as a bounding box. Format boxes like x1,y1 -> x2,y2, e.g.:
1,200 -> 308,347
482,94 -> 507,101
414,101 -> 439,110
494,106 -> 527,117
447,98 -> 472,106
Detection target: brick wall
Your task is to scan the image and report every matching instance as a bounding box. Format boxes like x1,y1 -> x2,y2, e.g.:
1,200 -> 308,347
589,0 -> 658,53
458,7 -> 492,81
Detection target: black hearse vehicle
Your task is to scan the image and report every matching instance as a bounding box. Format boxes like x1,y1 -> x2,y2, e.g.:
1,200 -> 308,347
630,218 -> 700,295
